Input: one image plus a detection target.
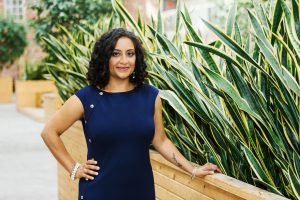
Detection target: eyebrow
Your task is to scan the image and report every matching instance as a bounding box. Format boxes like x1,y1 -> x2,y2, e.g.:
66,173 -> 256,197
113,49 -> 135,52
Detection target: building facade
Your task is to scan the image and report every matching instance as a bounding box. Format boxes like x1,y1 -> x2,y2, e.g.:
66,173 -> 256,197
0,0 -> 44,80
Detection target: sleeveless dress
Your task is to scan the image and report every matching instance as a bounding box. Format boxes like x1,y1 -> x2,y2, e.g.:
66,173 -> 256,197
74,83 -> 159,200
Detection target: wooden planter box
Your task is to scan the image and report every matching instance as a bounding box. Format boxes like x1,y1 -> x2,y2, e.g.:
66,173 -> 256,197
0,76 -> 13,103
15,80 -> 57,112
43,93 -> 63,122
43,94 -> 289,200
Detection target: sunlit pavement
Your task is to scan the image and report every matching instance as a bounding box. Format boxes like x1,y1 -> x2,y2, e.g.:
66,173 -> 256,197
0,102 -> 57,200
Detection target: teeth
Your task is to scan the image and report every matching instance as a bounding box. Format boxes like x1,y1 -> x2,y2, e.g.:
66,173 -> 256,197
117,67 -> 129,69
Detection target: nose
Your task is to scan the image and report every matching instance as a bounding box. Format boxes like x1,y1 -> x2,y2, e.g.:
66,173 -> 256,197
120,54 -> 128,64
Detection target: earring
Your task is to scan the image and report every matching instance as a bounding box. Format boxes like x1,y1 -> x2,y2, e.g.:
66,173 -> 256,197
132,71 -> 136,79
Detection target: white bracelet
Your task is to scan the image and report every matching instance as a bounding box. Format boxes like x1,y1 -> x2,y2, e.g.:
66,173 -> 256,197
191,165 -> 198,180
70,162 -> 81,181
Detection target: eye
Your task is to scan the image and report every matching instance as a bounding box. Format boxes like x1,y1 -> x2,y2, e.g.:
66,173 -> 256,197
127,52 -> 135,57
112,52 -> 120,57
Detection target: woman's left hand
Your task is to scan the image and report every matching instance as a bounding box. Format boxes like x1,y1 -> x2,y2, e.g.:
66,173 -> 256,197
195,163 -> 222,177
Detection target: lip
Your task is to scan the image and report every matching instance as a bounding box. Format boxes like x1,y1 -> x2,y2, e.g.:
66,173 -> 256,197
116,66 -> 130,71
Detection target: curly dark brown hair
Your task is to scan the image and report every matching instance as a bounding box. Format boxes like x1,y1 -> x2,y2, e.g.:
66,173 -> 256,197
87,28 -> 148,89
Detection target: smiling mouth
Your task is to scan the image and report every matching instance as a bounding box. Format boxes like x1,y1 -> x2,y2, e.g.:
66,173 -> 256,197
116,67 -> 130,71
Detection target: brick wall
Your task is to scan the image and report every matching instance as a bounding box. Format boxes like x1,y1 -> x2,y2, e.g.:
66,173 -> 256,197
0,0 -> 45,82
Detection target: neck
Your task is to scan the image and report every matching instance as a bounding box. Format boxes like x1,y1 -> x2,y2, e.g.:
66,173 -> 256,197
103,79 -> 135,92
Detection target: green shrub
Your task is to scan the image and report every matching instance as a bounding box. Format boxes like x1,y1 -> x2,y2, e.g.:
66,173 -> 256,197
21,62 -> 48,80
30,0 -> 113,63
0,17 -> 27,70
42,15 -> 121,100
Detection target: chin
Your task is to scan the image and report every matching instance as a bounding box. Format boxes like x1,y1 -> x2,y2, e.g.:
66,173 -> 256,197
117,75 -> 131,79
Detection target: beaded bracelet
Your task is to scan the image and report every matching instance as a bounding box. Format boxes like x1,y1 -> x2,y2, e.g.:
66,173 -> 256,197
70,162 -> 81,181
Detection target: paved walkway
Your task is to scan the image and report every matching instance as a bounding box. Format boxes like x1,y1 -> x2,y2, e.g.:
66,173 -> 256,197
0,102 -> 57,200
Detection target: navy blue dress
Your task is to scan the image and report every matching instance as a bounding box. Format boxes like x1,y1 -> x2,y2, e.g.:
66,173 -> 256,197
74,83 -> 159,200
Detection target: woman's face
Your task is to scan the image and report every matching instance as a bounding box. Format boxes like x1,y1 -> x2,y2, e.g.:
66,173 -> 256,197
108,37 -> 136,81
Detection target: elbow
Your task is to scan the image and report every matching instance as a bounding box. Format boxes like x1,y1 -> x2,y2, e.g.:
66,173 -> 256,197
40,129 -> 48,142
40,126 -> 55,142
153,136 -> 168,150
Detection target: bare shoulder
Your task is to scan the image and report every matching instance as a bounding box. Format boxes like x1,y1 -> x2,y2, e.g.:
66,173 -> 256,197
154,93 -> 162,110
63,95 -> 84,111
43,95 -> 84,136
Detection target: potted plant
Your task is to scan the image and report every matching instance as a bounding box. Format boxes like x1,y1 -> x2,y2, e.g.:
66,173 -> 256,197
0,17 -> 27,102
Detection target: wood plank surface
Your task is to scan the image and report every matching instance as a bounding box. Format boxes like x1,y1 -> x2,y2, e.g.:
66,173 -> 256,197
150,150 -> 288,200
155,183 -> 184,200
154,170 -> 214,200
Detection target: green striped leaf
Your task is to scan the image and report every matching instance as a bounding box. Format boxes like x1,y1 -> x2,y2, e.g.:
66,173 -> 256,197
255,35 -> 300,96
280,0 -> 300,60
184,41 -> 249,76
271,0 -> 283,45
202,66 -> 263,121
202,19 -> 270,78
181,13 -> 220,74
288,168 -> 300,199
243,145 -> 275,187
113,0 -> 149,49
248,10 -> 273,51
226,1 -> 237,37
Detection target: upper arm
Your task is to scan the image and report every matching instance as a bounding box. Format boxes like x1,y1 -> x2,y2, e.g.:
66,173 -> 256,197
43,95 -> 84,136
152,94 -> 167,147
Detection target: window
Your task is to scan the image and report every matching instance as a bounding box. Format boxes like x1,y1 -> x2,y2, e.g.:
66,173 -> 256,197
163,0 -> 177,11
4,0 -> 26,21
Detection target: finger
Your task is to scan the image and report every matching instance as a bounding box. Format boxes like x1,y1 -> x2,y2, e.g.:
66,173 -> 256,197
85,164 -> 100,171
86,159 -> 98,165
85,169 -> 99,176
203,163 -> 218,171
84,174 -> 94,180
209,164 -> 220,172
215,166 -> 222,173
77,169 -> 89,180
198,170 -> 214,177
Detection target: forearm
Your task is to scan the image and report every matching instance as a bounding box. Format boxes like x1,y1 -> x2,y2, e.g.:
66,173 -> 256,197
41,129 -> 75,174
152,95 -> 220,178
154,138 -> 194,174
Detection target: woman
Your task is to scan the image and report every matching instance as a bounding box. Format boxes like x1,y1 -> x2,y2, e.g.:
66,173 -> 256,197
41,28 -> 221,200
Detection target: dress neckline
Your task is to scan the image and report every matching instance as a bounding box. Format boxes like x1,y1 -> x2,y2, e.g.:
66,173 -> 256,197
93,84 -> 143,95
